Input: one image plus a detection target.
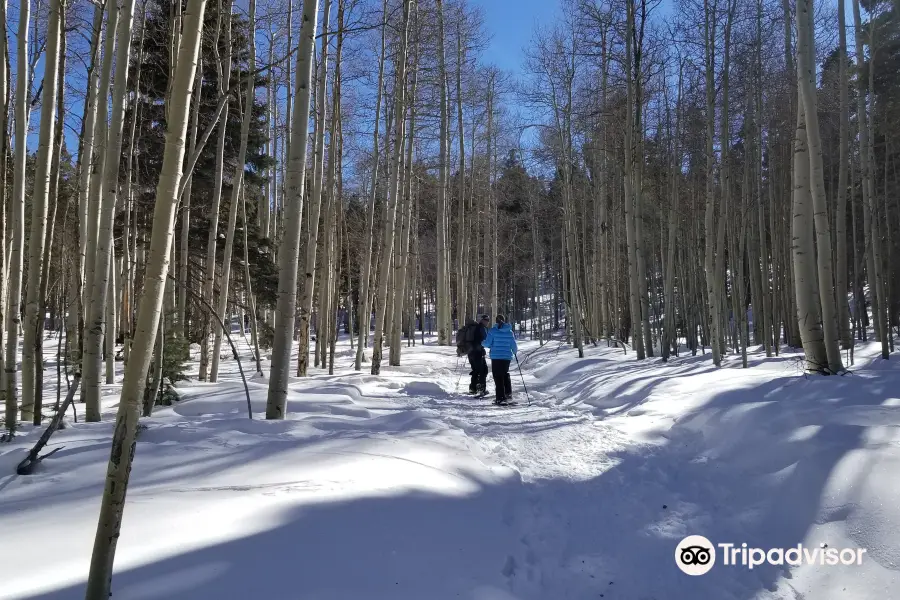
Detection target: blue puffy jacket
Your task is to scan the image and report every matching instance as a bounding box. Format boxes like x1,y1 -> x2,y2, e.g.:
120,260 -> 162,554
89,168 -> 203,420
483,323 -> 518,361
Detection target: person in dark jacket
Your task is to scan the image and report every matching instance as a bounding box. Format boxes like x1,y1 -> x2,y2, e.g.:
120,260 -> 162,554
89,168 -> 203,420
465,315 -> 491,395
483,314 -> 518,404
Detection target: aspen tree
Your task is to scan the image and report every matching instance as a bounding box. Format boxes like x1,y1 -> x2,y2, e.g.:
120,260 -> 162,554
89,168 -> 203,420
662,60 -> 683,362
83,0 -> 120,375
178,59 -> 203,337
702,0 -> 721,366
210,0 -> 258,381
624,0 -> 644,359
264,33 -> 275,241
21,0 -> 64,423
84,0 -> 138,407
71,3 -> 105,362
836,0 -> 852,351
239,165 -> 262,371
200,0 -> 233,380
712,0 -> 735,360
0,0 -> 9,424
265,0 -> 321,418
796,0 -> 844,373
297,0 -> 333,377
371,0 -> 414,376
262,37 -> 273,238
852,0 -> 888,359
81,0 -> 121,421
354,0 -> 387,369
599,21 -> 610,339
319,0 -> 344,372
85,0 -> 208,592
485,70 -> 498,318
283,0 -> 294,195
123,6 -> 147,361
754,0 -> 773,356
632,0 -> 651,357
5,0 -> 31,431
454,15 -> 468,323
436,0 -> 451,345
391,32 -> 419,366
792,97 -> 829,372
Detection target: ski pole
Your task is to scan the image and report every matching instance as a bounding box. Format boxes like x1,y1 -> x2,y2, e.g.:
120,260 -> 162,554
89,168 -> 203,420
454,355 -> 463,392
514,353 -> 530,406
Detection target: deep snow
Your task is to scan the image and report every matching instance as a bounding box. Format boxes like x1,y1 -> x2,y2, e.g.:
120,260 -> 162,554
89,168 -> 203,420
0,332 -> 898,599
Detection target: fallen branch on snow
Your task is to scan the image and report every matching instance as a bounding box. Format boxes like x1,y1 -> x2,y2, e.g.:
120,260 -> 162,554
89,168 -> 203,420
16,373 -> 81,475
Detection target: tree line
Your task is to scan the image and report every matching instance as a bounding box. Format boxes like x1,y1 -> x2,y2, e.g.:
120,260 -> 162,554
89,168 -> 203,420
0,0 -> 896,594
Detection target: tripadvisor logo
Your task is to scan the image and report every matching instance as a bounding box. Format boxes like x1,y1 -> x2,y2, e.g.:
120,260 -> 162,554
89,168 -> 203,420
675,535 -> 867,576
676,535 -> 716,575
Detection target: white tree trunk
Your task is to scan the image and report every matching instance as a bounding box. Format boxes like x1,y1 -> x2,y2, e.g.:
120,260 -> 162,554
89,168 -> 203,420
178,58 -> 203,337
68,3 -> 104,363
851,0 -> 888,358
0,0 -> 10,429
835,0 -> 852,351
354,0 -> 387,370
713,1 -> 734,360
390,51 -> 418,366
106,260 -> 117,383
210,0 -> 257,381
81,0 -> 120,421
297,0 -> 333,377
702,0 -> 720,366
454,19 -> 467,323
370,0 -> 413,375
21,0 -> 63,424
83,0 -> 120,353
796,0 -> 844,373
436,0 -> 451,345
84,0 -> 208,593
662,63 -> 682,361
83,0 -> 137,416
240,187 -> 262,374
5,0 -> 31,430
791,100 -> 828,372
121,10 -> 146,363
264,0 -> 320,418
200,0 -> 233,380
625,0 -> 645,359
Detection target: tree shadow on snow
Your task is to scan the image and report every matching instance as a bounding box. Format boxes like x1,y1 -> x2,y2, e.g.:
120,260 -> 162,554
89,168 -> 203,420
16,360 -> 900,600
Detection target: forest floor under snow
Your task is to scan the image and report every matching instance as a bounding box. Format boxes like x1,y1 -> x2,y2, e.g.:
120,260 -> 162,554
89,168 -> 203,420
1,333 -> 899,599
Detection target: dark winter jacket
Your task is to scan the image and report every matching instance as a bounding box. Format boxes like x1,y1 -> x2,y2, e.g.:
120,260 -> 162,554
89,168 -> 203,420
468,322 -> 488,355
458,320 -> 488,356
483,323 -> 518,361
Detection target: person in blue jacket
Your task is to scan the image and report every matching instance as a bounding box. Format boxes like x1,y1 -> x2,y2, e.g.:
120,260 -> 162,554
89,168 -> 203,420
483,314 -> 518,404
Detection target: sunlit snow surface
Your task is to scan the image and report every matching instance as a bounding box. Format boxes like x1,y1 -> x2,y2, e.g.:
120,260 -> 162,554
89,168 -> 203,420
1,333 -> 898,599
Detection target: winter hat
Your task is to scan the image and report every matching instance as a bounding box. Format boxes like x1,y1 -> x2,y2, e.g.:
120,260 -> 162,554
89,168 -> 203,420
480,314 -> 491,323
495,314 -> 506,326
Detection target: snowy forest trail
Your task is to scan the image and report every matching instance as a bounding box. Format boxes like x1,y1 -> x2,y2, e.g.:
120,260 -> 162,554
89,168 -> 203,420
1,336 -> 899,599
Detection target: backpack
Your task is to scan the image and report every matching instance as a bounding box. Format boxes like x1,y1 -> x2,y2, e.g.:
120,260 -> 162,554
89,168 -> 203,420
456,321 -> 477,356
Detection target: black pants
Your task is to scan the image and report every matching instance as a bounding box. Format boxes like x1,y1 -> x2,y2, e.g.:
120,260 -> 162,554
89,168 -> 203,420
491,359 -> 512,400
468,350 -> 488,392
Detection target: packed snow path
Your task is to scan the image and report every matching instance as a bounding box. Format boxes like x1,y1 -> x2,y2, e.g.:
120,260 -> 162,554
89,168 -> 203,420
1,336 -> 899,599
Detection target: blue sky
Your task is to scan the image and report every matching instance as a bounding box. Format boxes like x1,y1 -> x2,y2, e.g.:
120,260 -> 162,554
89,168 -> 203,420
29,0 -> 565,154
469,0 -> 561,77
468,0 -> 676,78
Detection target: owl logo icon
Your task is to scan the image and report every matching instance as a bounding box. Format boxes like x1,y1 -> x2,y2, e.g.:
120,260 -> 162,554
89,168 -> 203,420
675,535 -> 716,575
